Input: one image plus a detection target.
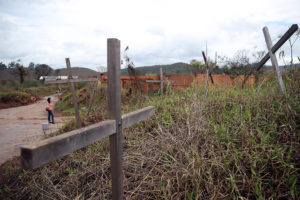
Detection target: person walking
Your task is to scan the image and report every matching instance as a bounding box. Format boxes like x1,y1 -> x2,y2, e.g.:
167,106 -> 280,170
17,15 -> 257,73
46,97 -> 55,124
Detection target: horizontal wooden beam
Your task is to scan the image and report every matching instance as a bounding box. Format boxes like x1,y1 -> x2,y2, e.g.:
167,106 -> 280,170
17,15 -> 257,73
21,120 -> 116,169
122,106 -> 155,129
44,78 -> 98,84
256,24 -> 298,71
21,106 -> 155,169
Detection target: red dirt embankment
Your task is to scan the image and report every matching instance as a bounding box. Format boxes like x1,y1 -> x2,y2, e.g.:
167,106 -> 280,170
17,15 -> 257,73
0,91 -> 39,109
101,74 -> 270,92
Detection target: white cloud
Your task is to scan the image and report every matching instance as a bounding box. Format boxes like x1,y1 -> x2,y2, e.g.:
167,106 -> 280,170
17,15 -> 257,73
0,0 -> 299,70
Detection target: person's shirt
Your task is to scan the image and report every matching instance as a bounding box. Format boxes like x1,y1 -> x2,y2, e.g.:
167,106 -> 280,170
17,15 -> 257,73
47,103 -> 53,111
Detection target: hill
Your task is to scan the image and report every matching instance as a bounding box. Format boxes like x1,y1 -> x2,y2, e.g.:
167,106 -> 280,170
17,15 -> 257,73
52,67 -> 98,77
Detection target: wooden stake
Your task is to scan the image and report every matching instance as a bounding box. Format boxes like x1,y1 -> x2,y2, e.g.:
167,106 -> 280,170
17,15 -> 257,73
202,51 -> 214,84
263,27 -> 286,95
160,68 -> 163,95
87,74 -> 99,115
107,38 -> 123,200
65,58 -> 82,128
204,57 -> 210,98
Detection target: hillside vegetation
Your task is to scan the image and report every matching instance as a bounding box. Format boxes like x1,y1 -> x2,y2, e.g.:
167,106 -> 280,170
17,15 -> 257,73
0,70 -> 299,199
0,80 -> 61,109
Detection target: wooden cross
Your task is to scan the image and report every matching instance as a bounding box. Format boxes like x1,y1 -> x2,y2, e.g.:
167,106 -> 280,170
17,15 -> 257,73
44,59 -> 98,128
145,68 -> 176,95
255,24 -> 299,95
21,38 -> 155,200
256,24 -> 298,71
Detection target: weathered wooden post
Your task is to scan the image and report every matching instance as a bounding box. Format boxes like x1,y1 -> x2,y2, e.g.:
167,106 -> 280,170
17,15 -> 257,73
145,75 -> 176,94
202,51 -> 214,84
107,38 -> 123,200
263,27 -> 286,95
87,74 -> 99,115
160,68 -> 163,95
66,58 -> 82,128
202,51 -> 210,98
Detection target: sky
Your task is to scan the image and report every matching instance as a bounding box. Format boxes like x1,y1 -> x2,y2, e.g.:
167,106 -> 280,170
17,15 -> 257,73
0,0 -> 299,71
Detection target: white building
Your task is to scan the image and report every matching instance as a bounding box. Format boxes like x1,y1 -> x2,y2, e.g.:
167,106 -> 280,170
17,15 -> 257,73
39,76 -> 78,81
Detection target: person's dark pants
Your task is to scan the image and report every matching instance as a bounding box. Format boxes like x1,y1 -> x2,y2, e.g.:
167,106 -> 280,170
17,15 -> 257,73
48,110 -> 54,123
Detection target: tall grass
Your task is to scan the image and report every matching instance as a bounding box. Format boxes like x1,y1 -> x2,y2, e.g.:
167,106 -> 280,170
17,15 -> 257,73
0,71 -> 299,199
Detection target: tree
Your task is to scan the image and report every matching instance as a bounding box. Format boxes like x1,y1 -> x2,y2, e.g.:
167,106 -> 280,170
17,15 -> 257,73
97,66 -> 107,74
54,69 -> 61,76
34,64 -> 53,79
251,50 -> 266,84
0,62 -> 7,70
187,59 -> 205,77
218,50 -> 252,79
28,62 -> 35,69
278,29 -> 300,65
8,60 -> 27,83
8,61 -> 16,69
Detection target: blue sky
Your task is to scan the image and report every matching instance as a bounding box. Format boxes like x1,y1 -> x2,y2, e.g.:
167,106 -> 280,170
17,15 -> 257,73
0,0 -> 299,71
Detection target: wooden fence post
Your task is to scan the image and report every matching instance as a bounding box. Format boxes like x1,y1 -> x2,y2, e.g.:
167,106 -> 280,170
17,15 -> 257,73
87,74 -> 99,115
107,38 -> 123,200
263,27 -> 286,95
160,68 -> 163,95
65,58 -> 82,128
202,51 -> 214,84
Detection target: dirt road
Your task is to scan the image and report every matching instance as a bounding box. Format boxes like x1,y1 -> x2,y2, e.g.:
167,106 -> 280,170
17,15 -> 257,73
0,94 -> 71,165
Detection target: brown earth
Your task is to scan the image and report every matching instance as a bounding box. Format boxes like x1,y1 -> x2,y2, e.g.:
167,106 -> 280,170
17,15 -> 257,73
0,92 -> 39,110
0,94 -> 72,165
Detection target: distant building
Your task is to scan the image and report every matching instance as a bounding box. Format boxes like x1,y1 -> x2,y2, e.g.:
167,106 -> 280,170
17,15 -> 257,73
39,76 -> 78,81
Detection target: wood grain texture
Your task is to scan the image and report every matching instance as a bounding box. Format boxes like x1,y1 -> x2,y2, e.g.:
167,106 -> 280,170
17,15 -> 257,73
66,58 -> 82,128
107,38 -> 123,200
256,24 -> 298,71
263,27 -> 286,95
21,120 -> 116,169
